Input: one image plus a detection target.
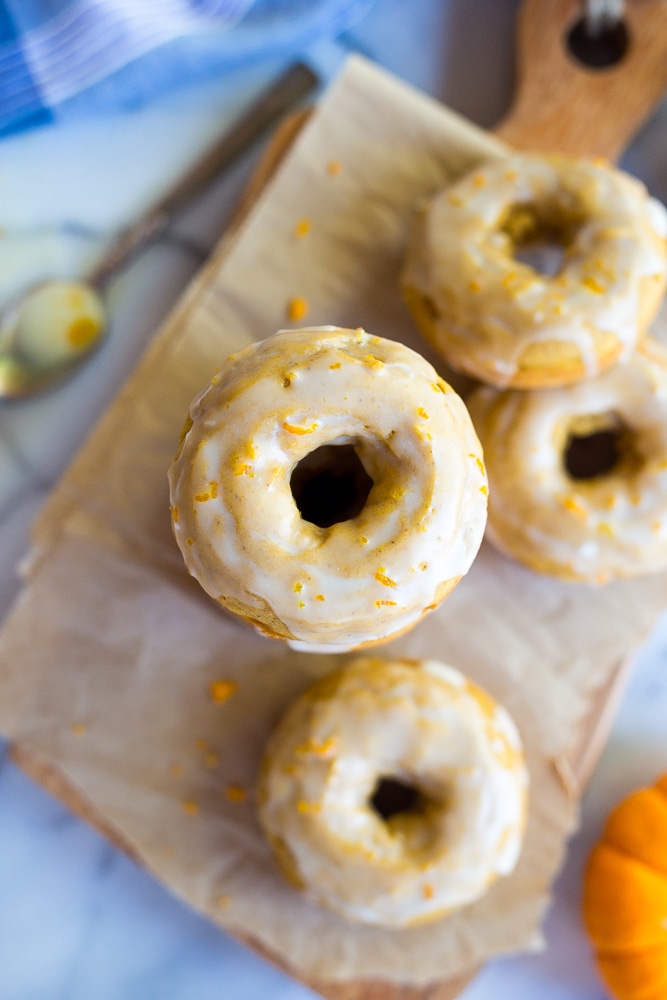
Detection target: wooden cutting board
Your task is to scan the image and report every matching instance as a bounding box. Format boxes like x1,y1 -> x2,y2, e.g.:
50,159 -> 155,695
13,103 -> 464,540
10,2 -> 667,998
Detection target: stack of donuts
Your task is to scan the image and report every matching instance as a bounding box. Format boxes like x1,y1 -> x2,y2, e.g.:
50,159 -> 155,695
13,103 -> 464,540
168,322 -> 528,925
402,153 -> 667,585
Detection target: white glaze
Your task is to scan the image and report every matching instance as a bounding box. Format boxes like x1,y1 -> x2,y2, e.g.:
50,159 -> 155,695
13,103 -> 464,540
402,154 -> 667,387
258,656 -> 529,927
468,338 -> 667,582
168,326 -> 488,648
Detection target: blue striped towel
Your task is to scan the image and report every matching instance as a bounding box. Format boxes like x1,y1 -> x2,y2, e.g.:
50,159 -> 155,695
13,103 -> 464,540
0,0 -> 374,137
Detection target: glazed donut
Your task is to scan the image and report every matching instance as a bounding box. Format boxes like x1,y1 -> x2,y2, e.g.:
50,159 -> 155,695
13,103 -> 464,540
467,338 -> 667,583
168,326 -> 487,652
401,154 -> 667,389
258,656 -> 528,927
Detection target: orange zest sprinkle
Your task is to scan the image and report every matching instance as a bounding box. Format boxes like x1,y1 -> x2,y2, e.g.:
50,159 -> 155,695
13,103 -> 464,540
469,279 -> 481,293
234,463 -> 253,476
287,296 -> 309,321
364,354 -> 384,370
70,722 -> 86,737
209,679 -> 237,704
562,496 -> 587,518
597,522 -> 615,537
315,594 -> 325,601
205,751 -> 220,769
417,407 -> 429,419
296,737 -> 336,756
226,785 -> 247,803
170,505 -> 178,522
479,485 -> 488,496
376,599 -> 397,607
415,427 -> 432,442
375,568 -> 397,588
329,362 -> 341,369
326,159 -> 342,176
472,173 -> 486,187
194,737 -> 208,753
169,763 -> 184,779
296,799 -> 321,814
217,895 -> 231,908
360,535 -> 368,545
447,193 -> 463,207
582,275 -> 604,294
293,217 -> 311,238
195,481 -> 218,502
423,884 -> 435,900
293,582 -> 303,593
182,800 -> 199,816
283,419 -> 318,434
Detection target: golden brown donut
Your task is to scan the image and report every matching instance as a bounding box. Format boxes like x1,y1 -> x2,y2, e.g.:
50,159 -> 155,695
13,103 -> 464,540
258,655 -> 528,927
402,154 -> 667,389
467,339 -> 667,583
168,326 -> 488,651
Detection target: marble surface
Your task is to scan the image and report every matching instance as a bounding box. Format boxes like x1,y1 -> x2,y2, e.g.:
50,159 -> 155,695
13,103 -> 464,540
1,1 -> 666,997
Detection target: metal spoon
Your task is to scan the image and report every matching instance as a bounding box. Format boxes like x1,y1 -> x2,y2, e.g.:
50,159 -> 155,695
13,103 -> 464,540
0,62 -> 318,401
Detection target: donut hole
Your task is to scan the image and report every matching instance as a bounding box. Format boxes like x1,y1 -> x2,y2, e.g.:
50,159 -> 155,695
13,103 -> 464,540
290,443 -> 374,528
501,203 -> 584,277
370,776 -> 424,821
564,413 -> 638,480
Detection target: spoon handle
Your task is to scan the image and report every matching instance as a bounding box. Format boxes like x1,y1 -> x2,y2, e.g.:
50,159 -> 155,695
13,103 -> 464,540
87,61 -> 319,291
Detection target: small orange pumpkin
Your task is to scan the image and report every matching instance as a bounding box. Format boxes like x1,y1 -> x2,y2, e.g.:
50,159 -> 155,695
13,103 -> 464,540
583,772 -> 667,1000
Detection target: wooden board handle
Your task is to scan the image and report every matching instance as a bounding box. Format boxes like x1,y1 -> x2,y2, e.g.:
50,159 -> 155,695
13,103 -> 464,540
495,0 -> 667,160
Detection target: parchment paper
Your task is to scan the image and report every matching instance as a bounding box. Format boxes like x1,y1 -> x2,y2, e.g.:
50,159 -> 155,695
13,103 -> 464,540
1,56 -> 666,986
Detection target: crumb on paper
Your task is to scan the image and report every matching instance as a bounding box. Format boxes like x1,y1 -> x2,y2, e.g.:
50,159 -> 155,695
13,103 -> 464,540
70,722 -> 86,737
226,784 -> 247,803
293,218 -> 311,239
287,297 -> 309,321
209,679 -> 237,704
182,800 -> 200,816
